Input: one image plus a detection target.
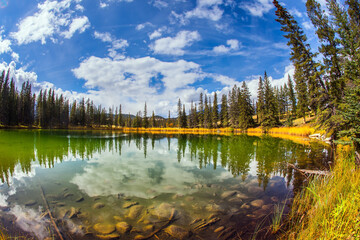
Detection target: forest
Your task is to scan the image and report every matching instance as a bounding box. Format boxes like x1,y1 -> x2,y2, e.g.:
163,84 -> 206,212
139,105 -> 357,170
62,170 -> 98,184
0,0 -> 359,149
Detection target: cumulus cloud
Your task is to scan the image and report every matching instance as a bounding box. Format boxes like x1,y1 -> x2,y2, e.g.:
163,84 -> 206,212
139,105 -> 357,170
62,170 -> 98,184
213,39 -> 240,54
150,30 -> 201,55
62,16 -> 90,39
135,22 -> 153,30
149,27 -> 167,40
94,31 -> 128,59
0,31 -> 12,54
171,0 -> 224,24
245,64 -> 295,100
240,0 -> 273,17
10,0 -> 90,45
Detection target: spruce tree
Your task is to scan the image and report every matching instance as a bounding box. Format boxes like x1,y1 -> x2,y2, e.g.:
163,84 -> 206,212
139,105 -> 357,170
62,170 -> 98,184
199,93 -> 204,127
262,72 -> 279,128
238,81 -> 254,129
177,98 -> 182,128
143,102 -> 148,128
257,77 -> 265,124
212,92 -> 219,128
220,94 -> 228,127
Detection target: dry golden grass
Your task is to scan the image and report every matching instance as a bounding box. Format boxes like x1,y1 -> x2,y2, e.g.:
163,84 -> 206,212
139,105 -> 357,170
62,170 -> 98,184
283,142 -> 360,239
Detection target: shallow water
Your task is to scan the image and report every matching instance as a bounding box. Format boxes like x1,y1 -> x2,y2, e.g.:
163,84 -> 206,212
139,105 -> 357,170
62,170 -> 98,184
0,130 -> 332,239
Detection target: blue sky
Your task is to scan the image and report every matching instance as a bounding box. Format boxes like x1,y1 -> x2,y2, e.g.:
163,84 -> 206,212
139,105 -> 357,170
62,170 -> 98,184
0,0 -> 323,116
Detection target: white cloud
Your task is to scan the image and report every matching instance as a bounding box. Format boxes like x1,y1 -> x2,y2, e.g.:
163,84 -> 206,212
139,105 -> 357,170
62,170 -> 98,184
0,32 -> 12,54
94,31 -> 112,42
151,30 -> 201,55
135,22 -> 153,30
213,39 -> 240,54
11,0 -> 89,45
149,0 -> 168,8
149,27 -> 167,40
171,0 -> 224,24
289,8 -> 303,18
62,16 -> 90,39
71,55 -> 210,115
240,0 -> 273,17
302,21 -> 313,30
94,31 -> 128,59
99,1 -> 109,8
11,52 -> 20,62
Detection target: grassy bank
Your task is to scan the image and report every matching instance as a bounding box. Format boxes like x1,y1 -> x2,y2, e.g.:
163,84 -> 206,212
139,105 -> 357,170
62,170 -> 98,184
282,143 -> 360,239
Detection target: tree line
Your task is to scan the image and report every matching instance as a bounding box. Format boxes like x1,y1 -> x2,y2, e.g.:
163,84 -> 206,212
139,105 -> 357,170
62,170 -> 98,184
0,0 -> 358,148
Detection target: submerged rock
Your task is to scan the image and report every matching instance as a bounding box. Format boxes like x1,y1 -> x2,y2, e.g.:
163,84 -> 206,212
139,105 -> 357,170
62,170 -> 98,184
151,203 -> 176,219
93,223 -> 116,235
142,225 -> 154,232
250,199 -> 265,208
127,205 -> 144,220
63,192 -> 74,198
205,204 -> 224,213
113,216 -> 123,222
115,222 -> 131,234
271,196 -> 279,203
93,202 -> 105,209
75,196 -> 84,202
69,207 -> 79,219
123,201 -> 138,209
221,191 -> 237,199
165,225 -> 190,240
25,200 -> 37,206
247,186 -> 263,195
96,233 -> 120,239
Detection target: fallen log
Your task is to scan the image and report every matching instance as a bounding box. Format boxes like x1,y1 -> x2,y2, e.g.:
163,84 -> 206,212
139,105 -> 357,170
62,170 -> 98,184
287,163 -> 330,176
40,185 -> 64,240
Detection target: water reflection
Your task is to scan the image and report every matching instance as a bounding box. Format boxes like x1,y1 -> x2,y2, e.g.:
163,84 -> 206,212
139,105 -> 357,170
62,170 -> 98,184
0,130 -> 331,190
0,130 -> 332,239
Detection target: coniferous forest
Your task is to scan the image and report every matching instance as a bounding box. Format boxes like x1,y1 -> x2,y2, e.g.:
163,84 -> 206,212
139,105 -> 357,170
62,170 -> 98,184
0,0 -> 359,149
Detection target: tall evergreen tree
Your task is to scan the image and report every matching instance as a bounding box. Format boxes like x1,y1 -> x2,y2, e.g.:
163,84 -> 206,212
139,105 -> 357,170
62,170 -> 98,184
143,102 -> 149,128
204,95 -> 210,128
257,77 -> 265,124
262,72 -> 279,128
238,81 -> 254,129
199,93 -> 204,127
212,92 -> 218,128
220,94 -> 228,127
177,98 -> 182,128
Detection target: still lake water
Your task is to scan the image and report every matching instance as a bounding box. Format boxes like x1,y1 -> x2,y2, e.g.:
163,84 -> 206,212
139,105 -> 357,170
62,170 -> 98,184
0,130 -> 331,239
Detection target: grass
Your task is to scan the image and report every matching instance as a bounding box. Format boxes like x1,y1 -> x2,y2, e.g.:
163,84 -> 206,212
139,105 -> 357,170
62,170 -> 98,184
282,142 -> 360,239
271,202 -> 287,234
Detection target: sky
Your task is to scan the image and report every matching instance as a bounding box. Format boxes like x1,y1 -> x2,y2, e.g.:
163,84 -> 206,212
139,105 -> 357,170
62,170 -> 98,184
0,0 -> 324,116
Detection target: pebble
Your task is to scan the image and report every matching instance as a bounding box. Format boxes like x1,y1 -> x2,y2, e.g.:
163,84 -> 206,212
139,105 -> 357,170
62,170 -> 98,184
250,199 -> 265,208
115,222 -> 131,234
93,223 -> 116,235
93,202 -> 105,209
214,226 -> 225,233
25,200 -> 37,206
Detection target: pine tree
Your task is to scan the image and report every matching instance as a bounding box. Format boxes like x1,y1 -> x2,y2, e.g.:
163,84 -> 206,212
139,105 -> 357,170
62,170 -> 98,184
257,77 -> 265,125
220,94 -> 228,127
212,92 -> 219,128
182,104 -> 187,128
143,102 -> 149,128
238,81 -> 254,129
287,75 -> 297,117
151,111 -> 156,128
199,93 -> 204,127
118,104 -> 122,127
273,0 -> 327,117
204,95 -> 210,128
229,85 -> 239,127
177,98 -> 182,128
262,72 -> 279,128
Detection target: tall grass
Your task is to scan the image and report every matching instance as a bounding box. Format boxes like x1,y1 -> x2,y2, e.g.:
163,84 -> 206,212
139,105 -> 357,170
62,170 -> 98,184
283,143 -> 360,239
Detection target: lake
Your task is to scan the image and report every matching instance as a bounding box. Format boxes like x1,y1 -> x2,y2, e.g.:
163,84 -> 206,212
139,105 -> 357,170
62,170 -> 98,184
0,130 -> 332,239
